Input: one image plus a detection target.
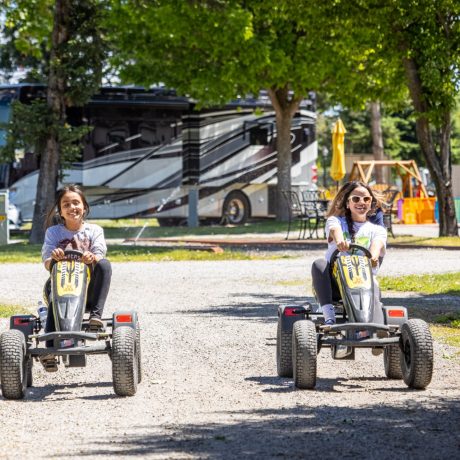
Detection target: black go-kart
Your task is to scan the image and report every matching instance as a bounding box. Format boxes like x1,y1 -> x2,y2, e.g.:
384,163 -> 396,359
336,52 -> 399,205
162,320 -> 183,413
0,250 -> 141,399
276,244 -> 434,390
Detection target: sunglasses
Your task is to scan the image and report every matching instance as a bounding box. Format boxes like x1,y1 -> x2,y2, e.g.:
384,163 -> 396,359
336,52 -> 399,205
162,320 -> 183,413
349,195 -> 372,204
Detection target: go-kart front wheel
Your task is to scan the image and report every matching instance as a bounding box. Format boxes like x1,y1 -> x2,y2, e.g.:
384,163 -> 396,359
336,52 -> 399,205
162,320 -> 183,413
292,320 -> 317,389
112,326 -> 138,396
0,329 -> 27,399
401,319 -> 433,389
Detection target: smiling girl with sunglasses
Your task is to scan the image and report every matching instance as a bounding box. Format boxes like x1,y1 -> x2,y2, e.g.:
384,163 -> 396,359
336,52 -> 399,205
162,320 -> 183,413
311,181 -> 388,325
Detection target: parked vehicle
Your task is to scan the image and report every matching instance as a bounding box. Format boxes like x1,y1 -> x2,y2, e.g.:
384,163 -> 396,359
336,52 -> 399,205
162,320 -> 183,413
0,84 -> 318,225
8,202 -> 22,229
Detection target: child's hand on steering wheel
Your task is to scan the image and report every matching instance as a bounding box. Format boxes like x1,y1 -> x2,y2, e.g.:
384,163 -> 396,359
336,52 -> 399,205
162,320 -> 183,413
51,248 -> 65,261
82,251 -> 96,265
370,252 -> 379,267
336,240 -> 350,252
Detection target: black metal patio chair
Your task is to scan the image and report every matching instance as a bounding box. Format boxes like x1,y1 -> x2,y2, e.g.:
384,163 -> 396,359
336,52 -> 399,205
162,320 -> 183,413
281,190 -> 312,239
301,190 -> 329,239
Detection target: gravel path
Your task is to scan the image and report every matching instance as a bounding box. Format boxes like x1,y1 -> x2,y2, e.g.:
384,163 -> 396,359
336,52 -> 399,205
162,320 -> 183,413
0,247 -> 459,459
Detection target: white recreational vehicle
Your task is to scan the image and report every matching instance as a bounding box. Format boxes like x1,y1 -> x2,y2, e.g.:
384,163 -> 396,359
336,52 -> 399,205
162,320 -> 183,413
0,85 -> 318,225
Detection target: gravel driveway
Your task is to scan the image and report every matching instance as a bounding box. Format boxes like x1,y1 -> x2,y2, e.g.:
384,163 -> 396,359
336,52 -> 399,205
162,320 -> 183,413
0,247 -> 459,459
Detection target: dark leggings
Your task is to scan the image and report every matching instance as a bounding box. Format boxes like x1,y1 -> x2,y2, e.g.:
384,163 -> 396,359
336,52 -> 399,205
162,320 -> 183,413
86,258 -> 112,319
311,258 -> 340,306
312,257 -> 384,322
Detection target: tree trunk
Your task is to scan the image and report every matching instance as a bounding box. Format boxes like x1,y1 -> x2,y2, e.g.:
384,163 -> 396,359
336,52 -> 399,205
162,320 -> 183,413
29,0 -> 70,244
370,101 -> 385,184
402,56 -> 458,236
268,86 -> 301,222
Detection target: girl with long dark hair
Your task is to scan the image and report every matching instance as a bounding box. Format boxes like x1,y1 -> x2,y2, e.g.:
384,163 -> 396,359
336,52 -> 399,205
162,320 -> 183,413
312,181 -> 387,325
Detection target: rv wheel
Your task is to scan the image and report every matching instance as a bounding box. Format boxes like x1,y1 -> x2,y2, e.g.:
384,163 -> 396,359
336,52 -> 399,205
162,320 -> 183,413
157,218 -> 184,227
222,191 -> 250,225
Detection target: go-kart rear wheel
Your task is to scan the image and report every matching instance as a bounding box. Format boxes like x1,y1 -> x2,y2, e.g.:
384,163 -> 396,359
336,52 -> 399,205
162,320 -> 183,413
384,344 -> 402,379
135,320 -> 142,383
292,320 -> 317,389
112,326 -> 138,396
401,319 -> 433,389
276,316 -> 293,377
26,357 -> 33,387
0,330 -> 27,399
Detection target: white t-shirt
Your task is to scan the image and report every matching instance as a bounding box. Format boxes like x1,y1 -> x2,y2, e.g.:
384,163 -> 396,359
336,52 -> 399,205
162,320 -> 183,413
41,222 -> 107,262
325,216 -> 387,264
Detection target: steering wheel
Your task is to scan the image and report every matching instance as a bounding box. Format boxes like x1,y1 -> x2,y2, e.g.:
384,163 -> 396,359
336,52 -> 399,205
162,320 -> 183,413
49,249 -> 84,271
63,249 -> 84,260
329,243 -> 373,268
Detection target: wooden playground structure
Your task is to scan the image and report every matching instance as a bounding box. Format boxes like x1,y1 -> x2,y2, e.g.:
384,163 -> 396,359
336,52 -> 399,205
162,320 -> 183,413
347,160 -> 435,224
348,160 -> 428,198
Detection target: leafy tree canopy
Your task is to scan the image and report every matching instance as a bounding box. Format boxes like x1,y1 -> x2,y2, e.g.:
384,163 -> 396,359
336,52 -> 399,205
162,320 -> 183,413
1,0 -> 108,105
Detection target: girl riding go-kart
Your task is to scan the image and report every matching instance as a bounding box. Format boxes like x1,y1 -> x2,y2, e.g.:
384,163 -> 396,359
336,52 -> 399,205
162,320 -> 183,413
41,185 -> 112,370
0,184 -> 141,399
42,185 -> 112,326
312,181 -> 387,326
276,181 -> 434,390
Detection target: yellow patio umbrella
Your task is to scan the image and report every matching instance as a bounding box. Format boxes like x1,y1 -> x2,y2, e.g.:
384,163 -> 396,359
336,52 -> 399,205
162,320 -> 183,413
330,118 -> 347,182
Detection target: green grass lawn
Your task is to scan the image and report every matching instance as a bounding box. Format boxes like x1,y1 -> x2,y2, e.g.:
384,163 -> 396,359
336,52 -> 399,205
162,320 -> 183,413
0,242 -> 288,263
11,219 -> 288,240
0,304 -> 29,318
379,272 -> 460,295
380,272 -> 460,351
388,235 -> 460,246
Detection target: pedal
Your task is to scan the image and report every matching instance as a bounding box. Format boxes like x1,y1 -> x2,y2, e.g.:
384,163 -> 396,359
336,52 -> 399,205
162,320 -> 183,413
40,355 -> 58,372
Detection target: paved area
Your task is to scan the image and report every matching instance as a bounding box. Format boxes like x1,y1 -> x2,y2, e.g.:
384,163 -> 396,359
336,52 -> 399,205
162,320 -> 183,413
123,223 -> 459,251
391,223 -> 453,238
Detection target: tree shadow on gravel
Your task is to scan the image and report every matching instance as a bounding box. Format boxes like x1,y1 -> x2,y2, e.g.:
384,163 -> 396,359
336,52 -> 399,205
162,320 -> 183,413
244,375 -> 415,394
21,381 -> 115,402
381,294 -> 459,322
176,293 -> 311,323
70,396 -> 460,459
175,292 -> 459,324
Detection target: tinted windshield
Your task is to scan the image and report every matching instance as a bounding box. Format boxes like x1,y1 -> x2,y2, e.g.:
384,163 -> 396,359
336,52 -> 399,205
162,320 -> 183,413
0,87 -> 19,146
0,104 -> 11,147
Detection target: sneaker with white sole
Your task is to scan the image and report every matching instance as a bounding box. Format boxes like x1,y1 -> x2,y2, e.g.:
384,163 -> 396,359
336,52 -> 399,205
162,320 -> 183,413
89,317 -> 104,331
